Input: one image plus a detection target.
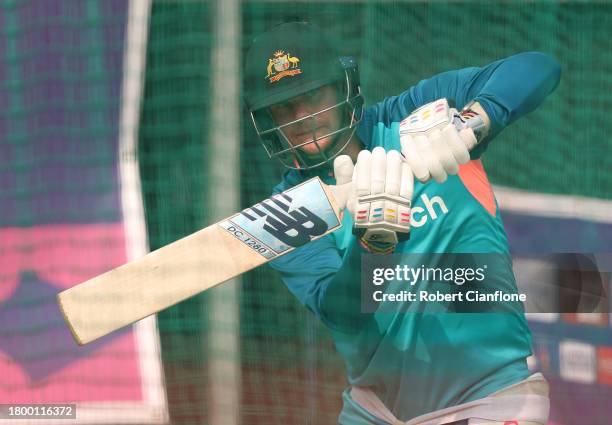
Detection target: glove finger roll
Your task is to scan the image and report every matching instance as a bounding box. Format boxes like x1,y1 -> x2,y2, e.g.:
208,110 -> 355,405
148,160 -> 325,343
401,134 -> 430,182
355,150 -> 372,196
370,146 -> 387,195
443,124 -> 470,164
416,134 -> 447,183
399,162 -> 414,200
430,129 -> 459,176
459,127 -> 478,151
333,155 -> 355,185
385,149 -> 401,196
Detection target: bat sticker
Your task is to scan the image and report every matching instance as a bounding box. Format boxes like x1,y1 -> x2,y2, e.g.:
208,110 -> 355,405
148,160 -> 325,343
219,179 -> 340,258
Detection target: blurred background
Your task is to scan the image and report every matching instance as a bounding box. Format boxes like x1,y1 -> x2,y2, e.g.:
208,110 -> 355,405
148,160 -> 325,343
1,1 -> 611,424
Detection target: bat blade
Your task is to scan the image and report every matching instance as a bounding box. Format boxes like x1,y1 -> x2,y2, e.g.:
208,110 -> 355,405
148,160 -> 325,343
57,177 -> 348,345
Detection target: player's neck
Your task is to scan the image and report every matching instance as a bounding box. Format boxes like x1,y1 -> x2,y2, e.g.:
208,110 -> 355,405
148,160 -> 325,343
326,136 -> 365,178
343,135 -> 365,164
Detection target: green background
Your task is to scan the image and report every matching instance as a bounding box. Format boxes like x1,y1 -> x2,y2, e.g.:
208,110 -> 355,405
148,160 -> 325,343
138,2 -> 611,423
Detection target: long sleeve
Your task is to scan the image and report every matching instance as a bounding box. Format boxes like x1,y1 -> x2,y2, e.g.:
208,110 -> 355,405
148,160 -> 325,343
268,178 -> 368,333
269,234 -> 367,333
467,52 -> 562,136
360,51 -> 562,157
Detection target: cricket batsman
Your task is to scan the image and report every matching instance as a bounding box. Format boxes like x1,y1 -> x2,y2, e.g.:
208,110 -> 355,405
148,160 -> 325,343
244,22 -> 561,424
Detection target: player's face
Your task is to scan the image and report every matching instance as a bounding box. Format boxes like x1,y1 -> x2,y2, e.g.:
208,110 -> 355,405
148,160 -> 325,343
269,84 -> 342,156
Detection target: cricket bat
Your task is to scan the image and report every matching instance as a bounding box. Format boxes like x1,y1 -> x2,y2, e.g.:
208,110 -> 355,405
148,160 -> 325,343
57,177 -> 350,345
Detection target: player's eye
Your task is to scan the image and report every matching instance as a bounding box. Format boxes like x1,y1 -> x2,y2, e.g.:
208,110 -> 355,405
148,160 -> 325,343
269,105 -> 291,122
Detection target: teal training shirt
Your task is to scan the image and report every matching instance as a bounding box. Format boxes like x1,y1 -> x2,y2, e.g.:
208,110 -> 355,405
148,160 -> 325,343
269,52 -> 561,422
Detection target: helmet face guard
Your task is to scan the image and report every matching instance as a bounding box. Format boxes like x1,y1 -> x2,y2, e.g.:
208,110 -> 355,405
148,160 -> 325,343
250,58 -> 364,170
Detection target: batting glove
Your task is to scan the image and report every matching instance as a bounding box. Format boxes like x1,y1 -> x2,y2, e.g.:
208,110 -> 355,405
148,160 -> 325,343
334,147 -> 413,253
399,98 -> 486,183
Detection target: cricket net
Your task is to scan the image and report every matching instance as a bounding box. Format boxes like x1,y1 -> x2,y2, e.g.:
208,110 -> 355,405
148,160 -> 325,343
1,1 -> 611,425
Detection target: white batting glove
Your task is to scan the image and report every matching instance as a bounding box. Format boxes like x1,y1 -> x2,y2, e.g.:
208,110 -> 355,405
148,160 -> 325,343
334,147 -> 413,253
399,99 -> 482,183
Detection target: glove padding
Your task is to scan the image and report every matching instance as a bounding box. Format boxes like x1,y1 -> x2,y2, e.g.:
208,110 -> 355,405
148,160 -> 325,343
399,98 -> 477,183
334,147 -> 413,252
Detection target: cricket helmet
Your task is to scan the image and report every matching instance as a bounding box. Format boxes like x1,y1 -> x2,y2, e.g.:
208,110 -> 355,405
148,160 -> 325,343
244,22 -> 363,170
